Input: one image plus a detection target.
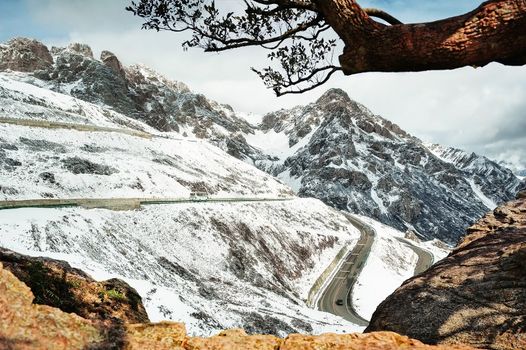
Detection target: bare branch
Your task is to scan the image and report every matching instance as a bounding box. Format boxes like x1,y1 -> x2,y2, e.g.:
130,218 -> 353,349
363,8 -> 403,25
203,15 -> 323,52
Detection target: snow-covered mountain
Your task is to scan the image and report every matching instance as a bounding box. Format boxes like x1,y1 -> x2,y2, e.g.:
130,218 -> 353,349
0,37 -> 472,335
3,38 -> 519,245
248,90 -> 522,244
5,39 -> 521,245
0,49 -> 449,338
497,160 -> 526,179
426,144 -> 520,208
0,76 -> 290,200
0,67 -> 357,335
0,38 -> 265,162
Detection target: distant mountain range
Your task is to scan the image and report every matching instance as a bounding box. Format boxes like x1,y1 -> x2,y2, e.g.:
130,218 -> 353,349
1,37 -> 523,244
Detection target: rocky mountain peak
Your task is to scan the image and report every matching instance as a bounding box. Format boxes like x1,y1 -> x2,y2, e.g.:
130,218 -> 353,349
1,37 -> 520,245
100,50 -> 126,78
0,37 -> 53,72
66,42 -> 94,59
252,90 -> 521,244
316,88 -> 351,105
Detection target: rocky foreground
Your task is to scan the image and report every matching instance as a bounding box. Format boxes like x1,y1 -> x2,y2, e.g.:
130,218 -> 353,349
367,191 -> 526,350
0,249 -> 477,350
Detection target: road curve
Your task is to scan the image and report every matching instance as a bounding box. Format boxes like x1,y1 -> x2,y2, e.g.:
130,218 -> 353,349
395,237 -> 434,274
317,214 -> 375,327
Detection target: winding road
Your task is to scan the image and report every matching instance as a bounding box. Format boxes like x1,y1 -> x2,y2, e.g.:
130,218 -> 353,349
316,214 -> 435,326
395,237 -> 434,274
0,117 -> 153,139
316,214 -> 374,327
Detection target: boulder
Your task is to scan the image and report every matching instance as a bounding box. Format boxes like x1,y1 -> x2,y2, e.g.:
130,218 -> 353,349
366,195 -> 526,350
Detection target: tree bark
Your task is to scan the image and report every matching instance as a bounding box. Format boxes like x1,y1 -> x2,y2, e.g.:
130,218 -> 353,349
316,0 -> 526,75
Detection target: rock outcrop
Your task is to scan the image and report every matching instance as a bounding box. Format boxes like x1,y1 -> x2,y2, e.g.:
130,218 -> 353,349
366,192 -> 526,350
67,42 -> 94,59
254,88 -> 522,244
100,50 -> 126,78
0,247 -> 148,324
0,258 -> 478,349
0,38 -> 53,72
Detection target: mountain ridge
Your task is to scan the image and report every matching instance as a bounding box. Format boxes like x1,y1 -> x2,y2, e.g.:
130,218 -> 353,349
1,37 -> 523,244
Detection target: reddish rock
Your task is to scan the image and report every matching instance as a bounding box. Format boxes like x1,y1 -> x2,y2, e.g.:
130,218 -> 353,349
366,193 -> 526,350
280,332 -> 476,350
0,38 -> 53,72
0,261 -> 101,349
0,247 -> 149,324
101,50 -> 126,78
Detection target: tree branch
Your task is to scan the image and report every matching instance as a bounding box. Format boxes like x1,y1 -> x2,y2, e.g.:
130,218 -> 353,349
363,8 -> 402,25
277,66 -> 342,96
203,15 -> 323,52
317,0 -> 526,75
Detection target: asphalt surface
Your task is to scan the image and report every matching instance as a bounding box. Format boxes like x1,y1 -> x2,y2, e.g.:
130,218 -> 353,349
317,215 -> 435,327
317,214 -> 375,327
395,237 -> 434,274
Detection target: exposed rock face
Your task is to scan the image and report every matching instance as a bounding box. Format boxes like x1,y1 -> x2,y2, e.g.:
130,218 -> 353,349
253,88 -> 522,244
0,247 -> 148,324
366,192 -> 526,350
67,42 -> 94,58
0,38 -> 53,72
0,260 -> 477,349
100,50 -> 126,78
0,38 -> 520,244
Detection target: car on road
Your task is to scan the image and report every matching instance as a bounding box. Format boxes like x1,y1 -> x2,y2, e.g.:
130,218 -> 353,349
335,299 -> 344,306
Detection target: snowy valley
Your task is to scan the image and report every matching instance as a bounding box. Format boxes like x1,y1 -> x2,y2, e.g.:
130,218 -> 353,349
0,37 -> 521,336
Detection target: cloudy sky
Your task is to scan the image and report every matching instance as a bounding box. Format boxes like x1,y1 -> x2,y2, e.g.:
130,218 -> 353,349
1,0 -> 525,170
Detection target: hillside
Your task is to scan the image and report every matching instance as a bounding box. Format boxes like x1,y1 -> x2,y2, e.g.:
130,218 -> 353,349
2,38 -> 520,244
0,46 -> 452,335
0,70 -> 357,334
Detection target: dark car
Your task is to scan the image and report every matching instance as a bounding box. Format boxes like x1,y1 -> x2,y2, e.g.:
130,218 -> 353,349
335,299 -> 344,306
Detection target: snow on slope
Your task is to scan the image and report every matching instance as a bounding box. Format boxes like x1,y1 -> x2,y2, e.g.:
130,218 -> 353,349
0,72 -> 367,334
467,178 -> 497,210
0,74 -> 292,200
0,123 -> 291,200
352,215 -> 449,320
0,199 -> 362,336
0,73 -> 156,132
